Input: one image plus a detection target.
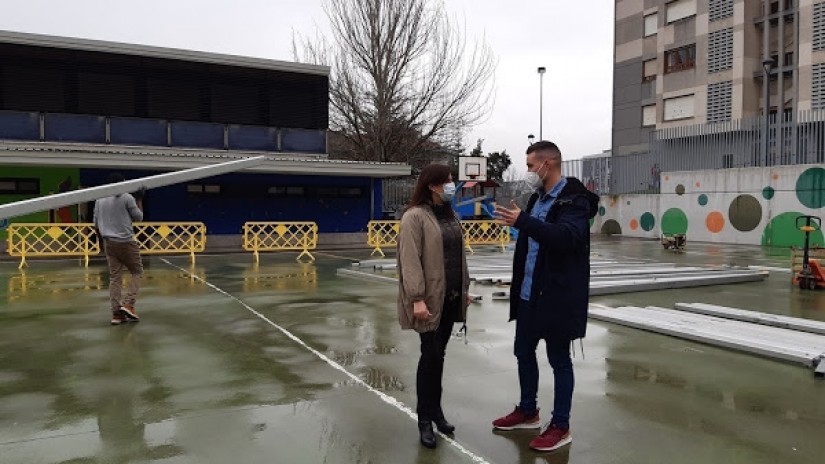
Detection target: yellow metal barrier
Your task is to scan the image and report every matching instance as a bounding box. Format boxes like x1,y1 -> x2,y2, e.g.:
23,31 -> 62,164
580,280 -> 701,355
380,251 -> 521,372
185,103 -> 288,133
367,220 -> 401,257
243,221 -> 318,262
6,223 -> 100,269
6,222 -> 206,268
364,219 -> 510,255
461,220 -> 511,254
133,222 -> 206,265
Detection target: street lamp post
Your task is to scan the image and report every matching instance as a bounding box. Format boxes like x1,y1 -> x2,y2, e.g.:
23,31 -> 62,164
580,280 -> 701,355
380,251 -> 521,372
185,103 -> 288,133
762,58 -> 775,167
538,67 -> 546,140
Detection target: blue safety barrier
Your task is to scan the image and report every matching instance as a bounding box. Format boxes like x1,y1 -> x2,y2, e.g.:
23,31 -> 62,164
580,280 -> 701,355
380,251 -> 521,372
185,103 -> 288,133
44,113 -> 106,143
0,111 -> 40,141
170,121 -> 224,149
281,128 -> 326,153
110,117 -> 168,146
228,125 -> 278,151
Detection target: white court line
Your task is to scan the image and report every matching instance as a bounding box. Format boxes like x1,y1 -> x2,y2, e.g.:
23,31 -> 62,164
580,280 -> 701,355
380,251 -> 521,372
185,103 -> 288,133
160,258 -> 492,464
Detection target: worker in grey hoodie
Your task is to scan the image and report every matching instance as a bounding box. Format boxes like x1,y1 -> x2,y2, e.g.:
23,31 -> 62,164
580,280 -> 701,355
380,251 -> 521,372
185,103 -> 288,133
93,173 -> 143,325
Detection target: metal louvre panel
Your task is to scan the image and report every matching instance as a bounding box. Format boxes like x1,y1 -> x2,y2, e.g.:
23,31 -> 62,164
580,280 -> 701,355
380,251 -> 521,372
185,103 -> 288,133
707,81 -> 732,123
709,0 -> 733,22
708,28 -> 733,74
815,3 -> 825,51
813,63 -> 825,110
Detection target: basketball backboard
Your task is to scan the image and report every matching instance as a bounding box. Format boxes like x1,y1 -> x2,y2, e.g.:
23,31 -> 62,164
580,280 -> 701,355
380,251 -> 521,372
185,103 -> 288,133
458,156 -> 487,182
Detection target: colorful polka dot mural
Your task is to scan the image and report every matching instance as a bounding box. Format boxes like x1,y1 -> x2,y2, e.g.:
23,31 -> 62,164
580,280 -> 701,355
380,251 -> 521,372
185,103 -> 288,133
661,208 -> 688,234
762,212 -> 825,248
728,195 -> 762,232
706,212 -> 725,233
796,167 -> 825,209
601,165 -> 825,246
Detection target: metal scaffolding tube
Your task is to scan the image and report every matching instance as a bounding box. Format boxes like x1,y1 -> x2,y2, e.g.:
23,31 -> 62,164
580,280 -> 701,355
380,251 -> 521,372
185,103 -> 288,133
0,156 -> 266,221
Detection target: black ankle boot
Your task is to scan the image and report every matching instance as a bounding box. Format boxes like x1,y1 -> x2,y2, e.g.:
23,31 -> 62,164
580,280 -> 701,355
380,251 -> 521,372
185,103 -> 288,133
418,420 -> 436,448
434,417 -> 455,434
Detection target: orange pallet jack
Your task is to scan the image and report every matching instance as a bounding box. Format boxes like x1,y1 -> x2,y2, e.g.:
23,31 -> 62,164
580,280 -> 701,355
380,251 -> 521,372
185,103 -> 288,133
794,215 -> 825,291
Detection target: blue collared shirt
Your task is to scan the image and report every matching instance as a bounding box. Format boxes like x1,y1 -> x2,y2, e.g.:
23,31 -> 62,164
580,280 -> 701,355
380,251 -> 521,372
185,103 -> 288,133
520,177 -> 567,301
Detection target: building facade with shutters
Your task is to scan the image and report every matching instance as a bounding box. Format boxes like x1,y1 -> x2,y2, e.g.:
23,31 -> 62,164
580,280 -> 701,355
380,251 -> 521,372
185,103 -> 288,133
612,0 -> 820,157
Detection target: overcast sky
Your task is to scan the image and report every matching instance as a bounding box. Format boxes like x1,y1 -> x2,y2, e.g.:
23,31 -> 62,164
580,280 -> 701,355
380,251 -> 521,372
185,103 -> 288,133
0,0 -> 615,172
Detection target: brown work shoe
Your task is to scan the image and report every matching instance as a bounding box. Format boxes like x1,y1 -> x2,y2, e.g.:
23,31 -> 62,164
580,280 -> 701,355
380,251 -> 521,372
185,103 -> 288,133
120,304 -> 140,322
111,311 -> 127,325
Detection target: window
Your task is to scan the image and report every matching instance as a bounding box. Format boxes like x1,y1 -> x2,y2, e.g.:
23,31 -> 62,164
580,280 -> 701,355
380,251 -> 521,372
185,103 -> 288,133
666,0 -> 697,23
644,14 -> 658,37
186,184 -> 221,194
665,44 -> 696,73
0,178 -> 41,194
643,59 -> 657,82
663,94 -> 695,121
642,105 -> 657,126
722,154 -> 734,168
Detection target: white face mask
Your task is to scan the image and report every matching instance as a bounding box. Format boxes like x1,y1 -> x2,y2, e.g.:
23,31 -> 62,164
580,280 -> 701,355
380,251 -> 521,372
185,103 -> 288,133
439,182 -> 456,202
525,161 -> 547,189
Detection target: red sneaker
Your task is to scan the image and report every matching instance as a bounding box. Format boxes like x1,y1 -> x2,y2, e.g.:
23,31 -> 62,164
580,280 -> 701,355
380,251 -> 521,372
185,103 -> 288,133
492,406 -> 540,430
529,423 -> 571,452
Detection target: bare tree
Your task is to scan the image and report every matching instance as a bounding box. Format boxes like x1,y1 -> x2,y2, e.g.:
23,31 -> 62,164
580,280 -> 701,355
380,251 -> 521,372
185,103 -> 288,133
294,0 -> 496,167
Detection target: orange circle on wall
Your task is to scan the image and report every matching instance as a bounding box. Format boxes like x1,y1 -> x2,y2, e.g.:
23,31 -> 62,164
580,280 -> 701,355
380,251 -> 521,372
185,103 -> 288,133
665,175 -> 670,181
630,219 -> 639,230
772,173 -> 779,180
706,211 -> 725,233
695,181 -> 701,188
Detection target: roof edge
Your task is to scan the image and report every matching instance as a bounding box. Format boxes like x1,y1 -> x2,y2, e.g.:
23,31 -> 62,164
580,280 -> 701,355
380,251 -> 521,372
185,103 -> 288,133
0,29 -> 330,76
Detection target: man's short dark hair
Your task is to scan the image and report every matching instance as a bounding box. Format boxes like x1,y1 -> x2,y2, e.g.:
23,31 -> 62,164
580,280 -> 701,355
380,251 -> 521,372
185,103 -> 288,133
106,173 -> 125,184
526,141 -> 562,161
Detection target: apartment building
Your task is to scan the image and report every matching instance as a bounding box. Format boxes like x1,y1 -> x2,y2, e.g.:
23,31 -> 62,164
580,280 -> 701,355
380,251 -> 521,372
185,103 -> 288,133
612,0 -> 814,157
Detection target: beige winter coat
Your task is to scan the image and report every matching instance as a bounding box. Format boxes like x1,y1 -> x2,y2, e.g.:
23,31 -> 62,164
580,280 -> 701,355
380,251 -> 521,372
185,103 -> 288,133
397,206 -> 470,333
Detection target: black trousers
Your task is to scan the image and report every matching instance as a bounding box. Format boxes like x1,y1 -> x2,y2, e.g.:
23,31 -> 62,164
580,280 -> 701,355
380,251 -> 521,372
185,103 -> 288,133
416,298 -> 457,421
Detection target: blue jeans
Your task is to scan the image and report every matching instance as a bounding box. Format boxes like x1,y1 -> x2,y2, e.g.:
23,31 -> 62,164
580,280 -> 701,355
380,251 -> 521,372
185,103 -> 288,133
515,299 -> 574,429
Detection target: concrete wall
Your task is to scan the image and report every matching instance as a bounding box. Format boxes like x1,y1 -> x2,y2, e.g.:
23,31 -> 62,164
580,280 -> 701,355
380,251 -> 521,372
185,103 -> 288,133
591,164 -> 825,247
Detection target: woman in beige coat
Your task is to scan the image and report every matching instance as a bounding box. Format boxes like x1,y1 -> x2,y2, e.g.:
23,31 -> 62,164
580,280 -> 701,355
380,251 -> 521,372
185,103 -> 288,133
397,163 -> 470,449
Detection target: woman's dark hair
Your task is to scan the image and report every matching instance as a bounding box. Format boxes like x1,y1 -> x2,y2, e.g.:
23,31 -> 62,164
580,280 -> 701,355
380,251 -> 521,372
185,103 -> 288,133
406,163 -> 453,210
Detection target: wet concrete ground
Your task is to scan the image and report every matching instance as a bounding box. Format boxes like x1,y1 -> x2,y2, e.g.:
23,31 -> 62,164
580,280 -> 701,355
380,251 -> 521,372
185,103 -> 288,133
0,236 -> 823,464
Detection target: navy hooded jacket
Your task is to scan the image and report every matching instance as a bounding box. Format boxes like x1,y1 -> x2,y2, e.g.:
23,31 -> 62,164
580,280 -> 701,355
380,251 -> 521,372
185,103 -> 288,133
509,176 -> 600,341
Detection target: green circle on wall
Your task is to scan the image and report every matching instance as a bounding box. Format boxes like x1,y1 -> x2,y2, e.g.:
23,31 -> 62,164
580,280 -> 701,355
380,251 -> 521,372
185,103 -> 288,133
698,194 -> 708,206
728,195 -> 762,232
640,212 -> 656,231
599,206 -> 606,217
796,167 -> 825,208
675,184 -> 686,196
762,187 -> 775,200
762,211 -> 825,248
627,201 -> 631,206
661,208 -> 688,235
